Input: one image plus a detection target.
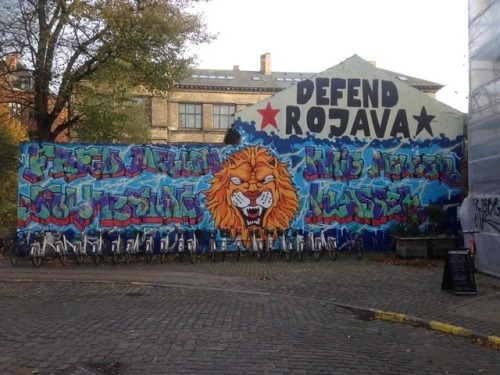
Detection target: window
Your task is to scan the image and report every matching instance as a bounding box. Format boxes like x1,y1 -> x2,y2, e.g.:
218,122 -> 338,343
213,104 -> 235,130
179,103 -> 202,129
8,102 -> 22,119
15,76 -> 33,91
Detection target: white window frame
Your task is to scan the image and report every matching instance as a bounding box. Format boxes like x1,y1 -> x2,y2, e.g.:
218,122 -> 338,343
213,104 -> 236,130
179,103 -> 202,129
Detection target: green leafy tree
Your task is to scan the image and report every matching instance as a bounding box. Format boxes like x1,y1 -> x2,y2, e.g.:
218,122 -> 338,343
72,80 -> 152,143
0,0 -> 214,141
0,108 -> 28,235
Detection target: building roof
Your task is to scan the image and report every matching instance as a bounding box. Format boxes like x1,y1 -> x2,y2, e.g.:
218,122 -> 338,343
176,55 -> 444,93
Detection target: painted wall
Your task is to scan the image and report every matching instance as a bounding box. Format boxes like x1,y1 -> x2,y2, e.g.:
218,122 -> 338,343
17,56 -> 464,249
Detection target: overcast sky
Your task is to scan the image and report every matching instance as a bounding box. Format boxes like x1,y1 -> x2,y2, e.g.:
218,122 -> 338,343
190,0 -> 469,113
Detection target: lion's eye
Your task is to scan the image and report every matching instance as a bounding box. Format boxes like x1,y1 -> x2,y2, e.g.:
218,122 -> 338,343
262,175 -> 275,184
230,177 -> 242,185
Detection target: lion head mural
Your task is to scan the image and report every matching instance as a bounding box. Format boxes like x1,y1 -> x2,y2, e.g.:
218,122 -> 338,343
205,145 -> 299,244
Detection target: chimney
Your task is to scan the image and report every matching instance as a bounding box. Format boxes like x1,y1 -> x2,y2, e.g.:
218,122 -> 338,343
233,65 -> 240,71
5,53 -> 19,71
368,60 -> 377,67
260,52 -> 271,75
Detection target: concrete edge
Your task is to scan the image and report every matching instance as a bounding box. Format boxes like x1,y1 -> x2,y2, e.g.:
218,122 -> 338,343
334,302 -> 500,351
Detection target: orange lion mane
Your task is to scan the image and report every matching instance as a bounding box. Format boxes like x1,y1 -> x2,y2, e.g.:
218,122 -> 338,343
205,145 -> 299,245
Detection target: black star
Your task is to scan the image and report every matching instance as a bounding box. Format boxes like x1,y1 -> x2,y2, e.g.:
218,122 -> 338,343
413,106 -> 435,137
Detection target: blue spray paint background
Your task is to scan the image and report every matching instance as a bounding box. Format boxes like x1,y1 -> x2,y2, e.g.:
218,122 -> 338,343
17,118 -> 463,249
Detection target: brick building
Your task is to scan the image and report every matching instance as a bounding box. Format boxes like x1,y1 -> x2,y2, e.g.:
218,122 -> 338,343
0,54 -> 67,141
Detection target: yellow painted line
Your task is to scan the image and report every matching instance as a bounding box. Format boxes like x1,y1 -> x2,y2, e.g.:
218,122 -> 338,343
488,335 -> 500,346
375,310 -> 407,322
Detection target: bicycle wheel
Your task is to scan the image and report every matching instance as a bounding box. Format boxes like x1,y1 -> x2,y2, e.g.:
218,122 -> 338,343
111,244 -> 119,265
305,240 -> 313,258
75,243 -> 84,265
328,239 -> 338,261
160,250 -> 166,264
355,239 -> 364,260
190,250 -> 196,264
285,249 -> 292,262
31,245 -> 42,267
9,241 -> 22,266
297,250 -> 303,262
237,246 -> 241,262
56,243 -> 67,266
124,251 -> 131,264
256,248 -> 262,261
314,249 -> 321,261
145,243 -> 153,264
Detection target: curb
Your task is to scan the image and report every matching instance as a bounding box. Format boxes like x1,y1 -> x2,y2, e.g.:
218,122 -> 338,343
335,302 -> 500,351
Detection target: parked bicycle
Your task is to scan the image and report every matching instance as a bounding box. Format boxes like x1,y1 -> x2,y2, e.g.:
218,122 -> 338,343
143,227 -> 157,264
304,225 -> 324,261
124,227 -> 148,264
61,231 -> 82,264
250,227 -> 263,261
218,226 -> 230,262
30,228 -> 67,267
159,226 -> 176,263
318,225 -> 338,261
1,233 -> 17,258
109,227 -> 125,265
9,229 -> 31,266
263,227 -> 274,262
292,228 -> 305,262
234,226 -> 243,261
276,227 -> 293,262
208,228 -> 218,262
339,230 -> 364,260
186,227 -> 199,264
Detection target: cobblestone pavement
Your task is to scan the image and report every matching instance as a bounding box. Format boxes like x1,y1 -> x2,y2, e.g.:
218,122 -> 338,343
1,252 -> 499,374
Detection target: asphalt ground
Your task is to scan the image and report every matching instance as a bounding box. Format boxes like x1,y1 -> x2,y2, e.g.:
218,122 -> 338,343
0,251 -> 499,374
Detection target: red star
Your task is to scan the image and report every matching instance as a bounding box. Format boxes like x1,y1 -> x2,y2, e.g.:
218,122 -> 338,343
257,102 -> 280,130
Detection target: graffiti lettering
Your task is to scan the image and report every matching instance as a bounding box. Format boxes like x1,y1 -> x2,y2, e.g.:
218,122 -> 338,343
296,78 -> 398,108
368,151 -> 460,187
22,144 -> 222,183
286,106 -> 413,138
18,184 -> 203,231
305,184 -> 422,226
473,196 -> 500,231
303,146 -> 363,181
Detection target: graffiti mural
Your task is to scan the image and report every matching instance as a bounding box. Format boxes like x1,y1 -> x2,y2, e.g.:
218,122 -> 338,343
18,56 -> 464,250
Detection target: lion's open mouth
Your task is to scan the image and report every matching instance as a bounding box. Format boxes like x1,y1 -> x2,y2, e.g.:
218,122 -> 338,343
241,206 -> 265,226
